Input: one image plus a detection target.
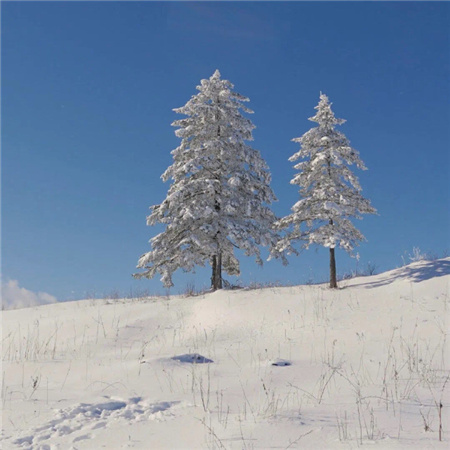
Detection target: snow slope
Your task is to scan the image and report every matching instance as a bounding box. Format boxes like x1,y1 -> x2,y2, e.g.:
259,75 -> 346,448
1,258 -> 449,449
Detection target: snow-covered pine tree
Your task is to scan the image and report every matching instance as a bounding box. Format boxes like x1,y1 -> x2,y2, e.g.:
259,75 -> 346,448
134,70 -> 282,290
275,93 -> 376,288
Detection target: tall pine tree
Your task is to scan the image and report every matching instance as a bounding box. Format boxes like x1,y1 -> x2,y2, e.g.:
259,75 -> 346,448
275,93 -> 376,288
134,70 -> 282,290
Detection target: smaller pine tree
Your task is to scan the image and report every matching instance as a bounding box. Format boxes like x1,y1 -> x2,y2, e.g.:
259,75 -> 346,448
275,93 -> 377,288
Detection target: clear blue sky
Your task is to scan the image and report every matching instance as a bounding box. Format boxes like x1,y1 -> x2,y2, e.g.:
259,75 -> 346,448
2,1 -> 449,301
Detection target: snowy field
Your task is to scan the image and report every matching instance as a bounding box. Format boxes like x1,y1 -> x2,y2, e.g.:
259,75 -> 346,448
1,259 -> 449,449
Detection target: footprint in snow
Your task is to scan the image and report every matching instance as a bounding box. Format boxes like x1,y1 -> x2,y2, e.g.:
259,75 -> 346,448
11,397 -> 180,448
73,433 -> 91,442
90,421 -> 108,430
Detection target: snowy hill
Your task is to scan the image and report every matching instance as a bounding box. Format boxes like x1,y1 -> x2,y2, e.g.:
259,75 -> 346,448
2,259 -> 449,449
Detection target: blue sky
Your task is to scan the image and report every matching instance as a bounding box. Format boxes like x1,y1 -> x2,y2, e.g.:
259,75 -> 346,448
2,1 -> 449,301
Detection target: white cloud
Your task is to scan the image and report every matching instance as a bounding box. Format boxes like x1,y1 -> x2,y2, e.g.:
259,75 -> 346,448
1,280 -> 58,310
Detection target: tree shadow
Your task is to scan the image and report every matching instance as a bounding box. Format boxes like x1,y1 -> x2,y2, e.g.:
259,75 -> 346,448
351,259 -> 450,289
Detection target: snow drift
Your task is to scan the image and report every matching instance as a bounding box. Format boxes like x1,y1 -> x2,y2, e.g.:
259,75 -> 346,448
1,258 -> 449,448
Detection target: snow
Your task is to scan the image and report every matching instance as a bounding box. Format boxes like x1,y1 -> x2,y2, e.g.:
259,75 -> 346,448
2,258 -> 449,448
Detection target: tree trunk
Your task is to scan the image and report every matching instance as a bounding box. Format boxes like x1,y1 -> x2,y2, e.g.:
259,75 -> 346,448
216,252 -> 222,290
329,247 -> 337,289
211,253 -> 223,291
210,99 -> 223,292
211,256 -> 217,290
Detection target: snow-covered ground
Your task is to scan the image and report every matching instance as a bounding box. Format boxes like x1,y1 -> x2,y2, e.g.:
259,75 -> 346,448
2,259 -> 449,449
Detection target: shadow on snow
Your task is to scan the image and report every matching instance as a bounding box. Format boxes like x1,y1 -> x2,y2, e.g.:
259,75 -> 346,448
350,259 -> 450,289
